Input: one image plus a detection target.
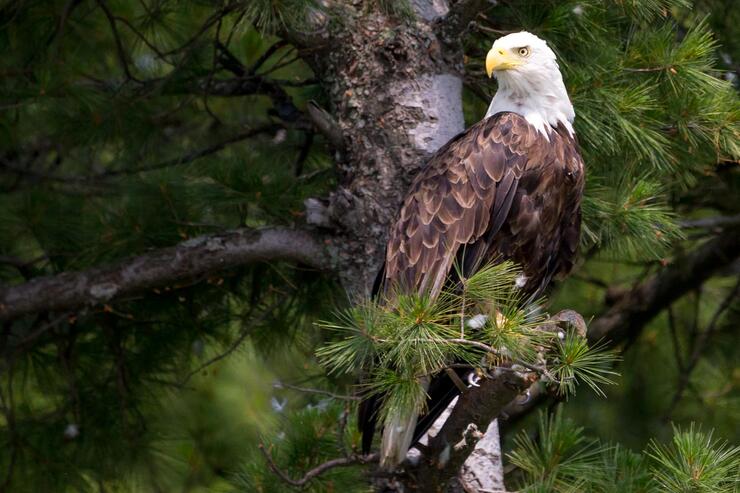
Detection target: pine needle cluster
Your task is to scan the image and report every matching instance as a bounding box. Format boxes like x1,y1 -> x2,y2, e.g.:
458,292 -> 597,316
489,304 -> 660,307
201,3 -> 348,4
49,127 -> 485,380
317,263 -> 619,432
509,408 -> 740,492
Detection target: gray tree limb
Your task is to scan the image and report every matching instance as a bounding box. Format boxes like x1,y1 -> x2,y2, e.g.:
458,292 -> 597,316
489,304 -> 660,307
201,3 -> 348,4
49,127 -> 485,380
0,227 -> 331,321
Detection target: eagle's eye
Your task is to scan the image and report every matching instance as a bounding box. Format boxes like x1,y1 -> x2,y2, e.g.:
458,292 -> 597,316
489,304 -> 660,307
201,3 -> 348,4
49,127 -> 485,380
517,47 -> 530,57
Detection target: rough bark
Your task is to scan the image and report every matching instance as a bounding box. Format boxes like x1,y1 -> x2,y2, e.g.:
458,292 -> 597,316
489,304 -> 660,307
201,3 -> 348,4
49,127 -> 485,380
296,1 -> 464,298
0,228 -> 330,321
408,370 -> 534,492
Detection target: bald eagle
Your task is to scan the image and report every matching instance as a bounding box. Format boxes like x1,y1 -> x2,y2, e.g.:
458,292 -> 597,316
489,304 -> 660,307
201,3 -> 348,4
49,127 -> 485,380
359,31 -> 585,466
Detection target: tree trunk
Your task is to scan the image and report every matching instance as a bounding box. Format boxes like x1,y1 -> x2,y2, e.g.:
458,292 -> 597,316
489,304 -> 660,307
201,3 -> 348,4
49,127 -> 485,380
298,1 -> 464,297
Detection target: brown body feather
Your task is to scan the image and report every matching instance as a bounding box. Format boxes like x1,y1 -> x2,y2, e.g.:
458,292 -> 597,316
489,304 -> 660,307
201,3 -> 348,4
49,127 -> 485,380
384,111 -> 584,299
361,111 -> 585,456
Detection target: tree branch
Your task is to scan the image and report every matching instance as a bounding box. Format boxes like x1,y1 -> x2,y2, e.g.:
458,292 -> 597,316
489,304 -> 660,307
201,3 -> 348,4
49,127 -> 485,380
588,225 -> 740,344
664,277 -> 740,418
0,228 -> 332,321
273,381 -> 360,401
679,214 -> 740,230
410,368 -> 535,491
1,125 -> 283,185
259,444 -> 378,488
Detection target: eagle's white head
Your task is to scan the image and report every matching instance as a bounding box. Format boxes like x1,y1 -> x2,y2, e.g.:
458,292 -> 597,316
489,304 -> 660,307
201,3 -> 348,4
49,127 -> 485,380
485,31 -> 575,138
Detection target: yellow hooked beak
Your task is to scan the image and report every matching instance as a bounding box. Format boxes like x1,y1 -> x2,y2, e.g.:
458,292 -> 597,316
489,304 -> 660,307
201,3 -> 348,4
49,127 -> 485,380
486,48 -> 520,77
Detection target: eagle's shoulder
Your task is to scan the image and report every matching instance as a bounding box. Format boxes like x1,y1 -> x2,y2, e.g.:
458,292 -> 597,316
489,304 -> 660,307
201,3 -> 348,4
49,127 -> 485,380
385,112 -> 549,295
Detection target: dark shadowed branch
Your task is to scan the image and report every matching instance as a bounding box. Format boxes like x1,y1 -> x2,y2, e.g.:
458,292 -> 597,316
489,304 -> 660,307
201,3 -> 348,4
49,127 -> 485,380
1,125 -> 284,186
410,369 -> 534,491
0,228 -> 332,322
588,225 -> 740,344
259,444 -> 378,488
663,277 -> 740,419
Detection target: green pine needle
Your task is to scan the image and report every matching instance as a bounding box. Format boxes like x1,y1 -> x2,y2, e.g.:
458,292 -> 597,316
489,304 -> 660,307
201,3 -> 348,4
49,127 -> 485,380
647,423 -> 740,492
549,332 -> 620,398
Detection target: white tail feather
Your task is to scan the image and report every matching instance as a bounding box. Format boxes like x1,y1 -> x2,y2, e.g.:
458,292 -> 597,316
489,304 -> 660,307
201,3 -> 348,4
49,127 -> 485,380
380,377 -> 430,467
380,411 -> 418,467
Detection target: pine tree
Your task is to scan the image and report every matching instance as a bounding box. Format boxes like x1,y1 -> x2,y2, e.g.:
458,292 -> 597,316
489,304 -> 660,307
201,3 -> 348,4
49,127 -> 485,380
0,0 -> 738,491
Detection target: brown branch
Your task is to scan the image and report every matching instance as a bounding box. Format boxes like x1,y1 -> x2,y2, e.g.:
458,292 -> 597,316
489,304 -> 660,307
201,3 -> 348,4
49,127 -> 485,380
410,369 -> 535,491
306,101 -> 346,152
0,227 -> 332,322
259,444 -> 378,488
94,0 -> 140,82
588,225 -> 740,344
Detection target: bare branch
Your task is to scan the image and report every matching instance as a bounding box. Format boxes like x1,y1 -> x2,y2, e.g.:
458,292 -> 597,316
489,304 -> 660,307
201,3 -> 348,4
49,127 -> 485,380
250,40 -> 289,74
179,297 -> 287,385
664,277 -> 740,418
307,101 -> 346,152
588,225 -> 740,344
273,381 -> 360,401
0,228 -> 332,322
259,444 -> 378,488
1,125 -> 283,186
94,0 -> 140,82
679,214 -> 740,230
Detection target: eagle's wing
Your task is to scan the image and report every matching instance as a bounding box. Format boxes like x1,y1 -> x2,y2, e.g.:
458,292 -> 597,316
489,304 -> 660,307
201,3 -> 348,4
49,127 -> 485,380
362,113 -> 584,457
383,112 -> 540,297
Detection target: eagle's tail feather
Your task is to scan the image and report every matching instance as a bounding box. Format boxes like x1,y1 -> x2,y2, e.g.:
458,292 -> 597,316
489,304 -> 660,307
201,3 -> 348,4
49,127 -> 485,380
380,410 -> 419,467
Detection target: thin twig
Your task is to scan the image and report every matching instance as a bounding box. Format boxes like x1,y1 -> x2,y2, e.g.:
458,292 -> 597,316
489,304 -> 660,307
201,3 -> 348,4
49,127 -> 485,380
666,305 -> 684,372
180,299 -> 284,384
623,66 -> 673,73
274,381 -> 360,401
259,444 -> 378,487
664,278 -> 740,418
679,214 -> 740,230
251,40 -> 289,74
95,0 -> 140,82
444,338 -> 549,375
113,15 -> 167,58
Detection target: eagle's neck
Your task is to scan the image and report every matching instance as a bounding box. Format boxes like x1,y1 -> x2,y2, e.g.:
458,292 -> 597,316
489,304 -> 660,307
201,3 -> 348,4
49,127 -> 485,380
485,61 -> 575,139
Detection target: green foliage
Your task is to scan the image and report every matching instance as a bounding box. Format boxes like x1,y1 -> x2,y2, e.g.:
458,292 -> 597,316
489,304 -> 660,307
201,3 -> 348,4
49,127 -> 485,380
511,411 -> 739,493
549,333 -> 620,397
318,263 -> 618,432
243,0 -> 320,33
647,423 -> 740,492
509,407 -> 606,491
